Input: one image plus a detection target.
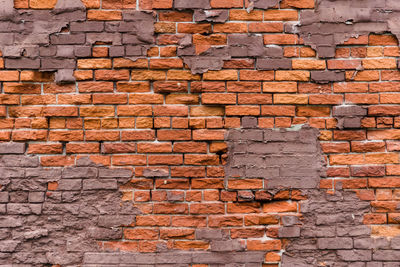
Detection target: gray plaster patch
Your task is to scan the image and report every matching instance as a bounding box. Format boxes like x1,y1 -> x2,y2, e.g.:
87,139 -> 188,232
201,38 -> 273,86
333,105 -> 368,129
0,145 -> 138,265
281,188 -> 373,266
0,0 -> 155,83
248,0 -> 281,11
224,125 -> 394,266
225,125 -> 326,189
297,0 -> 400,57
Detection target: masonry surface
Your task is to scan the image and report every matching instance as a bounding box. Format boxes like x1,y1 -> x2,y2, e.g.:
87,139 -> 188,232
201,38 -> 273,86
1,0 -> 400,266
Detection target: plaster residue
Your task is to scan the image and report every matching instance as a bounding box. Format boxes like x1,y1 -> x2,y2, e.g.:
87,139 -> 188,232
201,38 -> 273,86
0,0 -> 155,83
333,105 -> 368,129
297,0 -> 400,57
225,125 -> 399,266
178,34 -> 285,74
179,0 -> 400,73
225,125 -> 326,190
0,149 -> 138,265
248,0 -> 281,11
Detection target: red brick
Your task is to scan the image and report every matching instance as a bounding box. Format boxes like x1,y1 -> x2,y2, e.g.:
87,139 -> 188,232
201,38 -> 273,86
247,240 -> 281,251
209,216 -> 243,227
66,143 -> 100,154
264,34 -> 298,45
261,105 -> 295,116
202,93 -> 236,104
88,10 -> 122,21
124,229 -> 158,240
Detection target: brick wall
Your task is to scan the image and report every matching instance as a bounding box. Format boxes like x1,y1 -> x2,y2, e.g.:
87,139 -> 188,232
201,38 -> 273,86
1,0 -> 400,266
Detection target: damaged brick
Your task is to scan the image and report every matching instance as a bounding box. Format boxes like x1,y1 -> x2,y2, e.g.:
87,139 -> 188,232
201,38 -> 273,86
333,105 -> 368,129
297,0 -> 400,58
0,0 -> 155,83
0,151 -> 138,265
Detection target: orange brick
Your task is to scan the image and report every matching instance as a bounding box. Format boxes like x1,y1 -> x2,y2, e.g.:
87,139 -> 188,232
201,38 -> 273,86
117,82 -> 150,92
202,93 -> 236,104
363,214 -> 387,224
184,154 -> 219,165
365,153 -> 399,164
158,130 -> 191,141
14,0 -> 29,8
238,94 -> 272,104
309,95 -> 343,105
87,10 -> 122,21
369,34 -> 398,46
153,106 -> 188,117
333,83 -> 368,93
228,81 -> 261,92
329,154 -> 364,165
160,46 -> 177,57
247,240 -> 281,251
190,106 -> 224,117
263,201 -> 297,213
275,71 -> 309,81
30,0 -> 57,8
208,215 -> 243,227
66,143 -> 100,153
193,34 -> 227,45
262,105 -> 295,116
240,71 -> 274,81
264,10 -> 298,21
192,129 -> 225,140
292,59 -> 326,70
28,143 -> 62,154
213,23 -> 247,33
0,71 -> 19,81
204,70 -> 237,81
346,70 -> 379,81
78,59 -> 112,69
264,34 -> 298,45
159,11 -> 192,21
230,10 -> 263,21
167,70 -> 200,81
177,23 -> 211,34
124,229 -> 158,240
210,0 -> 243,8
225,106 -> 260,116
114,58 -> 148,69
281,0 -> 314,8
351,141 -> 385,152
263,82 -> 297,93
328,60 -> 362,70
4,83 -> 41,94
93,94 -> 128,104
80,106 -> 115,117
363,59 -> 397,69
150,59 -> 183,69
345,94 -> 379,104
296,106 -> 330,117
248,22 -> 283,33
173,241 -> 209,250
95,70 -> 129,80
274,94 -> 308,104
41,155 -> 76,167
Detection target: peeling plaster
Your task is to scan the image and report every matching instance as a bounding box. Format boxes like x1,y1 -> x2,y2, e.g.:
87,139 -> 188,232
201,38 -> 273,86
297,0 -> 400,57
0,151 -> 138,265
0,0 -> 155,83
